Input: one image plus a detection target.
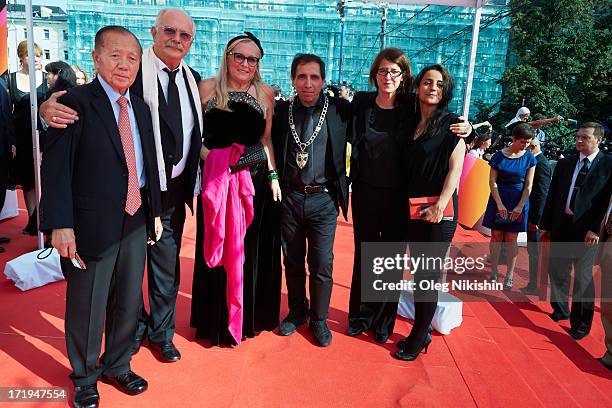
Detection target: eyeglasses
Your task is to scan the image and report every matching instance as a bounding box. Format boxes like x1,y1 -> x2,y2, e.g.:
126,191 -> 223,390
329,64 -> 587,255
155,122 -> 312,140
376,69 -> 402,78
157,25 -> 193,43
227,52 -> 260,67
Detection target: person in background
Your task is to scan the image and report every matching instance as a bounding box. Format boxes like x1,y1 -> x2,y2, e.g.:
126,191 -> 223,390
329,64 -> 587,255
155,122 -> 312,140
468,132 -> 492,159
520,137 -> 553,294
482,123 -> 537,290
0,77 -> 16,253
45,61 -> 77,94
540,122 -> 612,340
8,40 -> 47,236
394,64 -> 466,361
529,113 -> 565,145
71,64 -> 89,86
505,107 -> 530,135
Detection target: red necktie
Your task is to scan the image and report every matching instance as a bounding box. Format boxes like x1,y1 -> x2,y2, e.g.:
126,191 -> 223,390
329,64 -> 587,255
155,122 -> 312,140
117,96 -> 142,216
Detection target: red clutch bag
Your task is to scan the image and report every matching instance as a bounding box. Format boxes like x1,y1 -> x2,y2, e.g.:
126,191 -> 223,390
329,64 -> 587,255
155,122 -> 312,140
408,196 -> 454,220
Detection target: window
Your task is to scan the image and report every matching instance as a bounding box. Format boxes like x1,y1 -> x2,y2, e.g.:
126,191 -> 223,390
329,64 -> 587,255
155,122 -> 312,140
23,28 -> 27,38
44,29 -> 50,40
44,49 -> 50,60
64,50 -> 69,60
63,30 -> 68,41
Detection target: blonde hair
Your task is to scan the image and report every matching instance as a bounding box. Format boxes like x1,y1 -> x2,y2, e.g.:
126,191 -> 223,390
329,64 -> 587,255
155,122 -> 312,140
214,38 -> 267,116
17,40 -> 42,61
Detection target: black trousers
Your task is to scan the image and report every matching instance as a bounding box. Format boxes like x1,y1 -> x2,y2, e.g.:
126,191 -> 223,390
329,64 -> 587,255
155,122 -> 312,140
403,218 -> 456,351
549,215 -> 596,333
281,188 -> 338,321
526,229 -> 540,287
137,174 -> 186,344
62,207 -> 146,386
348,181 -> 405,336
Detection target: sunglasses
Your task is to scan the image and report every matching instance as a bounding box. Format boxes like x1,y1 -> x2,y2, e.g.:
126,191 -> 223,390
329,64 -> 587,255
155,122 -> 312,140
157,25 -> 193,43
376,69 -> 402,78
227,52 -> 260,67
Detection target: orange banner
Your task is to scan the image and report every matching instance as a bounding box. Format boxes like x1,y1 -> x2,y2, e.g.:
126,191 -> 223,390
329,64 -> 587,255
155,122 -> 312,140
458,155 -> 491,228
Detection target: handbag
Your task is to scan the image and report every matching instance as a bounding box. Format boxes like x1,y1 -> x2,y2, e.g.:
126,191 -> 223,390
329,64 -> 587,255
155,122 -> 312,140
408,196 -> 454,221
230,142 -> 267,173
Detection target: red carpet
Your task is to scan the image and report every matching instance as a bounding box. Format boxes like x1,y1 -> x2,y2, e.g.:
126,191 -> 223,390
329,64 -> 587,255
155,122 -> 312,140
0,192 -> 610,407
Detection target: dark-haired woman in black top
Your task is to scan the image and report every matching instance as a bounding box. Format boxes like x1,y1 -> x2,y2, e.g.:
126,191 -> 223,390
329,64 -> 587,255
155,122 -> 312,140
347,51 -> 470,344
394,64 -> 466,361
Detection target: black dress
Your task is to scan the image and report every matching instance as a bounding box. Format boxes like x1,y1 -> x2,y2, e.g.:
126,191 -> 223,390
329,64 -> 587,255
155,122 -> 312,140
190,91 -> 282,346
8,72 -> 47,190
348,92 -> 411,338
402,111 -> 461,350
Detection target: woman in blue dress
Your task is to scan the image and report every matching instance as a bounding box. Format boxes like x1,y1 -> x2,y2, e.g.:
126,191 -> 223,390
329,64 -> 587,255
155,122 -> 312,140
482,123 -> 537,290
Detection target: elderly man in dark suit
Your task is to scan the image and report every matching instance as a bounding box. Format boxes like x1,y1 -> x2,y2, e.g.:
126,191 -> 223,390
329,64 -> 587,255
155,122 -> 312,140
0,77 -> 16,253
521,137 -> 553,294
40,8 -> 202,363
272,54 -> 351,347
540,122 -> 612,340
40,26 -> 162,408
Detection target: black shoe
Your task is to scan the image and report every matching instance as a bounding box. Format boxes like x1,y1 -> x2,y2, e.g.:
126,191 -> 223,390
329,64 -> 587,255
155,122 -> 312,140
149,341 -> 181,362
279,312 -> 308,336
347,325 -> 365,337
548,311 -> 570,322
398,333 -> 431,350
100,371 -> 148,395
131,329 -> 147,355
394,335 -> 432,361
309,320 -> 332,347
375,332 -> 389,344
597,357 -> 612,371
567,328 -> 588,340
0,236 -> 10,244
73,384 -> 99,408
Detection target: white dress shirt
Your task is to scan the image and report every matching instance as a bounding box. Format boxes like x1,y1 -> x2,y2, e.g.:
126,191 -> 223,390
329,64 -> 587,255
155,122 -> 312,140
564,149 -> 599,215
154,54 -> 194,179
98,75 -> 146,188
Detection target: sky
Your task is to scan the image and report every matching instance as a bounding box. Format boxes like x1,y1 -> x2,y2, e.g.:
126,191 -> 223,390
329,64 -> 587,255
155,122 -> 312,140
14,0 -> 68,10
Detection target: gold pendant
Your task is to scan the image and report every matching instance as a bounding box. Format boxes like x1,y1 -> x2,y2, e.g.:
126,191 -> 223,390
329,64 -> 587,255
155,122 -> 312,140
296,151 -> 308,169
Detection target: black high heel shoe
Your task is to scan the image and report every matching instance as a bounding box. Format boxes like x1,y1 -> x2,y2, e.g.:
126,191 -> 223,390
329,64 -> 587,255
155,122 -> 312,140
397,332 -> 432,350
393,335 -> 432,361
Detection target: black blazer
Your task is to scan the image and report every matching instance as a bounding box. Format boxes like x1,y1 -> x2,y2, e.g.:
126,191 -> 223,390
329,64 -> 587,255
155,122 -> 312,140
0,78 -> 15,158
130,65 -> 202,211
540,151 -> 612,239
272,97 -> 351,220
528,153 -> 553,225
40,78 -> 162,257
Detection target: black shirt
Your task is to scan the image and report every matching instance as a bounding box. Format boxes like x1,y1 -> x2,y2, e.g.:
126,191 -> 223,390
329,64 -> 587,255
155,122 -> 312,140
359,104 -> 403,188
285,94 -> 333,187
404,112 -> 461,198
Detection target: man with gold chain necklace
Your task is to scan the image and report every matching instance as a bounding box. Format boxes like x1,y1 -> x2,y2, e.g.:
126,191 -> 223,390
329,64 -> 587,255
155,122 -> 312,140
272,54 -> 351,347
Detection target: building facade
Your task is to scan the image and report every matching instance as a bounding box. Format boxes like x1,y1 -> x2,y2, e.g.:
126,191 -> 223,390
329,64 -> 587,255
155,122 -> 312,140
6,4 -> 68,73
66,0 -> 510,115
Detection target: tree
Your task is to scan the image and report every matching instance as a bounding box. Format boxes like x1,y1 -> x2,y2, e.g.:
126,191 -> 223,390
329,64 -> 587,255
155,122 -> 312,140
475,0 -> 612,149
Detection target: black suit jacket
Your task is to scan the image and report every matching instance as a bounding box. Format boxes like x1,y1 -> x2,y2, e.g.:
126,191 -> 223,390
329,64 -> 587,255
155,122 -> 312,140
528,153 -> 553,225
130,65 -> 202,211
0,78 -> 15,158
540,151 -> 612,240
272,97 -> 351,220
40,78 -> 162,257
